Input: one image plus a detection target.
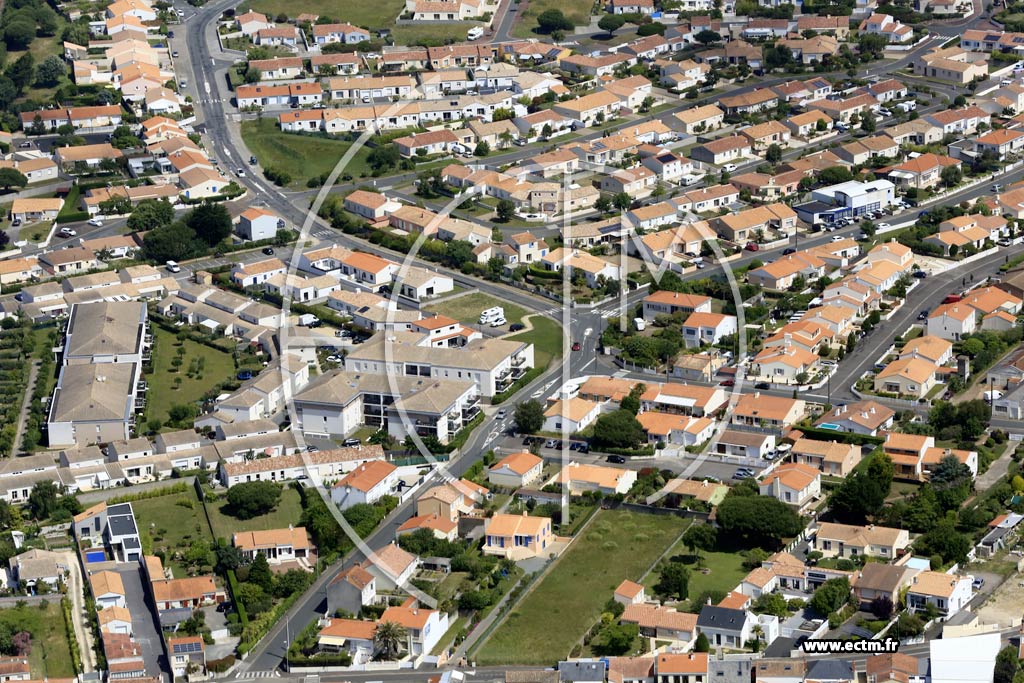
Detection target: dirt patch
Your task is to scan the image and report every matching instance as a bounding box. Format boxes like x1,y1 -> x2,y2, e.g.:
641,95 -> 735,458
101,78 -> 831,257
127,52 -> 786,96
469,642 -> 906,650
977,569 -> 1024,626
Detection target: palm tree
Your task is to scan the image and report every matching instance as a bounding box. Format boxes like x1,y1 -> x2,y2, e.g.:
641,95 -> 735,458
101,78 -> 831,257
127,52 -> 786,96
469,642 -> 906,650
374,621 -> 407,661
498,130 -> 515,149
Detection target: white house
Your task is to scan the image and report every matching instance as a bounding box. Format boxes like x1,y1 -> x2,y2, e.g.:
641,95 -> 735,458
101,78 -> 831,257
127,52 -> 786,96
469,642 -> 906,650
330,461 -> 399,509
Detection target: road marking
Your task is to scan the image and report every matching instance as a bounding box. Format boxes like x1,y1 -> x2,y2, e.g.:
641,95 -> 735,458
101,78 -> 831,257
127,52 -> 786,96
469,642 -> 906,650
204,81 -> 211,95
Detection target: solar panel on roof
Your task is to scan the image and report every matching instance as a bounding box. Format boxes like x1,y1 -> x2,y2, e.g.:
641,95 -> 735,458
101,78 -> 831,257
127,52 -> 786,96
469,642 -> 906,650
172,641 -> 203,654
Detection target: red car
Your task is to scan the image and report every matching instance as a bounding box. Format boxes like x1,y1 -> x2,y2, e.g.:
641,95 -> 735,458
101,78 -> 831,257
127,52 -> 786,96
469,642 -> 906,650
745,242 -> 760,252
943,294 -> 962,304
571,342 -> 582,351
719,379 -> 735,387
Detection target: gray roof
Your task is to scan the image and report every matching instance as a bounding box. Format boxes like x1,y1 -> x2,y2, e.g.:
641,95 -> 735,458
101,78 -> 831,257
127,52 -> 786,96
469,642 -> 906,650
64,301 -> 146,359
697,605 -> 747,631
805,659 -> 855,681
49,363 -> 137,423
558,661 -> 605,682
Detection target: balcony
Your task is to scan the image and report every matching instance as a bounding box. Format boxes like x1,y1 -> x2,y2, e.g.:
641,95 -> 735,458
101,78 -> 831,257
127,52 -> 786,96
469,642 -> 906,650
462,404 -> 480,419
496,367 -> 513,381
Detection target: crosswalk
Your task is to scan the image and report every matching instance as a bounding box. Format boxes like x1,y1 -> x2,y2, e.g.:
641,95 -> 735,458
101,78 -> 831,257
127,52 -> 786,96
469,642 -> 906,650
197,98 -> 226,105
234,670 -> 279,678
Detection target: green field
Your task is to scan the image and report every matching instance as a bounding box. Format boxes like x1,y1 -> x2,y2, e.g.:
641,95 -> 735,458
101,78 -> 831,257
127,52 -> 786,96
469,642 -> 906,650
429,292 -> 528,326
392,22 -> 484,46
148,327 -> 235,428
512,0 -> 596,38
132,488 -> 214,577
239,0 -> 404,27
508,315 -> 564,368
641,546 -> 748,609
207,486 -> 304,542
241,118 -> 373,189
0,602 -> 75,678
475,510 -> 688,665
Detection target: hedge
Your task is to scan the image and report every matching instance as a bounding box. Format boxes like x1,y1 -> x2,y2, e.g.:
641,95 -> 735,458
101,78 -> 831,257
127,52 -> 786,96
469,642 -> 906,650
226,570 -> 249,630
207,655 -> 236,673
62,597 -> 82,675
105,481 -> 189,505
797,425 -> 884,446
492,367 -> 544,405
239,590 -> 303,654
56,210 -> 89,224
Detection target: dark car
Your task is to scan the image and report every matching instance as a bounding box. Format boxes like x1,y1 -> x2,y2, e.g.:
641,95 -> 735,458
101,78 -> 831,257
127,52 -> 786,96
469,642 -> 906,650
782,247 -> 796,255
572,341 -> 582,351
755,382 -> 770,390
216,602 -> 231,613
343,438 -> 361,447
237,370 -> 253,381
262,247 -> 275,255
249,155 -> 258,165
913,270 -> 927,279
918,310 -> 929,320
509,323 -> 526,332
606,455 -> 626,464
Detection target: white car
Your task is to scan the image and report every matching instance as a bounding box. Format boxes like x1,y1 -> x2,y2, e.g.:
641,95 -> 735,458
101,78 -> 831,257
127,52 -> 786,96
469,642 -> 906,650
87,218 -> 103,227
59,227 -> 77,237
877,222 -> 891,230
165,260 -> 181,273
490,317 -> 507,327
831,235 -> 844,242
722,163 -> 738,172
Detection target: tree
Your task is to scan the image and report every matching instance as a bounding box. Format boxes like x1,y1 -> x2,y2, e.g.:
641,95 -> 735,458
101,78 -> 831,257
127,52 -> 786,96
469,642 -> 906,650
620,383 -> 645,415
536,8 -> 573,33
225,481 -> 282,520
214,543 -> 243,573
6,53 -> 34,93
474,140 -> 490,157
35,55 -> 65,87
816,118 -> 828,132
694,29 -> 722,45
994,646 -> 1020,683
496,198 -> 515,222
141,221 -> 206,263
941,164 -> 963,188
682,523 -> 717,565
248,552 -> 274,592
186,202 -> 233,246
830,470 -> 887,523
654,562 -> 690,601
128,199 -> 175,232
367,144 -> 400,173
595,194 -> 612,214
810,577 -> 851,616
860,111 -> 876,133
636,21 -> 666,35
598,13 -> 626,35
514,400 -> 545,434
492,107 -> 515,122
3,21 -> 36,51
694,633 -> 711,652
765,143 -> 782,164
716,495 -> 803,548
236,583 -> 272,615
870,595 -> 894,619
28,481 -> 60,520
613,192 -> 632,211
374,621 -> 407,660
593,623 -> 639,656
920,514 -> 971,564
0,167 -> 27,190
592,409 -> 645,450
818,166 -> 854,185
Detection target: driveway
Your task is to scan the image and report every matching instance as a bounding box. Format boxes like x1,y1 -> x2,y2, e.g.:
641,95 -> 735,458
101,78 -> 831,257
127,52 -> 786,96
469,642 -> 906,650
114,566 -> 168,676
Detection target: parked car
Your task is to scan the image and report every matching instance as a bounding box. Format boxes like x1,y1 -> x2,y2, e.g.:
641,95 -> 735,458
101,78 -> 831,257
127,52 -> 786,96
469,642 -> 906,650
877,222 -> 891,230
918,310 -> 930,320
544,439 -> 558,448
87,217 -> 104,227
572,341 -> 582,351
719,379 -> 735,387
59,227 -> 77,237
343,438 -> 361,447
783,247 -> 796,255
913,270 -> 928,279
722,163 -> 738,172
606,455 -> 626,464
745,242 -> 759,252
237,370 -> 253,380
755,382 -> 770,390
262,247 -> 274,255
509,323 -> 525,332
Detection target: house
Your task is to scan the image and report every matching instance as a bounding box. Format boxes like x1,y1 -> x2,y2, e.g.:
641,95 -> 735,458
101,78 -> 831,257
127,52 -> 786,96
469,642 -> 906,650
731,393 -> 805,430
790,438 -> 861,477
674,105 -> 724,135
813,521 -> 910,559
901,335 -> 954,366
394,130 -> 459,158
643,292 -> 713,321
327,565 -> 376,616
928,303 -> 977,341
859,12 -> 913,43
690,136 -> 751,166
873,357 -> 938,398
621,604 -> 698,645
680,312 -> 737,348
696,606 -> 755,649
914,48 -> 989,85
365,544 -> 419,591
316,617 -> 376,661
638,412 -> 715,447
853,563 -> 917,609
237,207 -> 281,241
719,89 -> 779,115
378,600 -> 449,655
167,636 -> 205,677
740,120 -> 791,151
91,570 -> 127,608
542,397 -> 601,434
759,462 -> 821,508
814,401 -> 895,436
396,514 -> 457,541
614,580 -> 647,606
560,462 -> 638,495
887,153 -> 961,191
482,512 -> 553,560
11,197 -> 63,223
9,549 -> 68,592
330,461 -> 399,509
906,571 -> 973,617
656,653 -> 709,683
232,527 -> 313,565
752,345 -> 820,383
312,22 -> 370,45
608,0 -> 655,12
488,451 -> 543,488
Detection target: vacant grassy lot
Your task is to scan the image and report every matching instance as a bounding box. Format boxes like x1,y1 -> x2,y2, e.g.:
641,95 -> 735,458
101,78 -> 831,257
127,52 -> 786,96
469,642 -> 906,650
512,0 -> 596,38
207,486 -> 304,542
241,118 -> 372,189
508,315 -> 563,368
148,327 -> 234,427
0,602 -> 75,678
475,509 -> 687,665
430,292 -> 527,326
240,0 -> 403,27
132,488 -> 214,578
641,547 -> 748,610
392,22 -> 484,46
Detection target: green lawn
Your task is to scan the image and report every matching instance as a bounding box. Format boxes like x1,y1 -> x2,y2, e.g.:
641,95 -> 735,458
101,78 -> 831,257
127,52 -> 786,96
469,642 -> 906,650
429,292 -> 527,326
392,22 -> 484,46
642,548 -> 748,610
512,0 -> 596,38
475,510 -> 688,665
206,486 -> 304,543
132,488 -> 215,578
240,0 -> 404,28
508,315 -> 564,369
241,118 -> 373,189
0,602 -> 75,678
147,327 -> 235,428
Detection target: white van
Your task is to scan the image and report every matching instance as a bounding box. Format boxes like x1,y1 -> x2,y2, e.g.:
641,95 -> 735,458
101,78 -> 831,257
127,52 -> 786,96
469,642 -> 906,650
467,26 -> 483,40
165,260 -> 181,273
634,318 -> 646,331
479,306 -> 504,324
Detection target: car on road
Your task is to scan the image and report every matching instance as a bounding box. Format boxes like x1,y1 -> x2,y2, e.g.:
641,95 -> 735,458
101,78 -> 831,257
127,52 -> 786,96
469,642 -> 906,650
877,222 -> 891,230
237,370 -> 253,381
343,438 -> 361,447
262,247 -> 274,255
606,455 -> 626,464
87,217 -> 103,227
58,227 -> 77,237
831,235 -> 844,242
722,163 -> 738,172
745,242 -> 759,251
755,382 -> 770,390
913,270 -> 927,279
783,248 -> 796,255
172,51 -> 179,57
165,260 -> 181,273
572,341 -> 582,351
943,294 -> 962,304
496,408 -> 506,420
544,439 -> 558,448
509,323 -> 525,332
237,168 -> 246,177
972,577 -> 985,590
918,310 -> 930,320
719,379 -> 734,387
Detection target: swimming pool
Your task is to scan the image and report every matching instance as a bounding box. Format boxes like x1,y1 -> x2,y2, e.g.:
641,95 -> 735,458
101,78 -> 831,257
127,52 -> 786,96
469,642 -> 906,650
818,423 -> 840,430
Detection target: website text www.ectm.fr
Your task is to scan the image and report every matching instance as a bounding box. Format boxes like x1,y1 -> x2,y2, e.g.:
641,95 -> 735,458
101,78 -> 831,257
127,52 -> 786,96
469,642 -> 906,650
800,639 -> 901,654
